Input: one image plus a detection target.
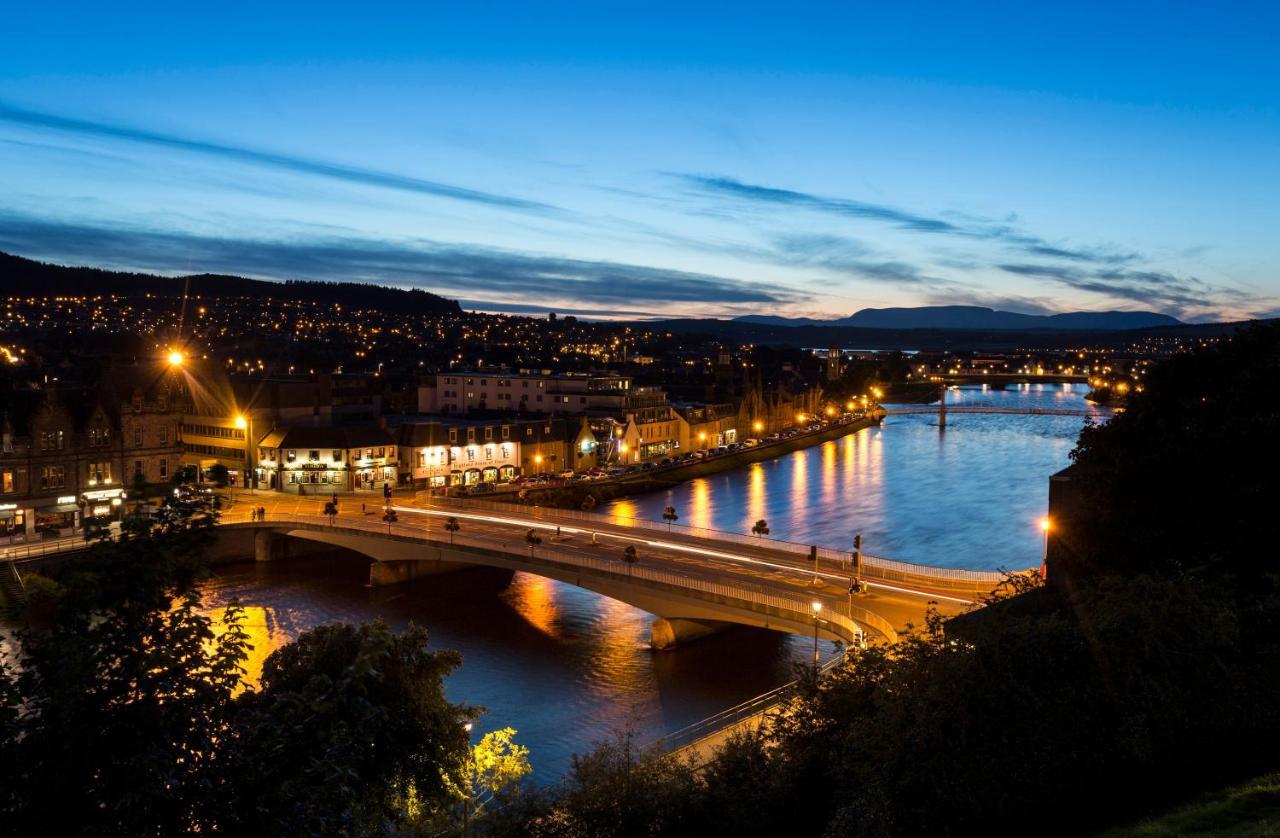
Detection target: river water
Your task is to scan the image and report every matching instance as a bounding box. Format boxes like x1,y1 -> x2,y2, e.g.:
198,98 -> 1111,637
198,383 -> 1105,781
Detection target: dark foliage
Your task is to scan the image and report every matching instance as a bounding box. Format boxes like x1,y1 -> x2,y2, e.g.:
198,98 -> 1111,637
0,494 -> 472,835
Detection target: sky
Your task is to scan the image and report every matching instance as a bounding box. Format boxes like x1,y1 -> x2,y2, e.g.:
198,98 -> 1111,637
1,2 -> 1277,322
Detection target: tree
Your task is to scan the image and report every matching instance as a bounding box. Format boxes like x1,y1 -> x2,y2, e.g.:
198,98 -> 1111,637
0,499 -> 248,835
445,516 -> 461,544
752,519 -> 770,537
662,505 -> 679,530
207,462 -> 230,488
446,726 -> 532,836
222,622 -> 472,836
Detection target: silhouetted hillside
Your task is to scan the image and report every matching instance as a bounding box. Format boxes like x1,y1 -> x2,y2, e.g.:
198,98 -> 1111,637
736,305 -> 1182,330
0,252 -> 461,315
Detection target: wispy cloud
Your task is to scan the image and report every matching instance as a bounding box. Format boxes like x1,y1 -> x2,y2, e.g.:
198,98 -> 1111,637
677,174 -> 1142,265
0,102 -> 554,213
997,262 -> 1211,312
0,213 -> 800,309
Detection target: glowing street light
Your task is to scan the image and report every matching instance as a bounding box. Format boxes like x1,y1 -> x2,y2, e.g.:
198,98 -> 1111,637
752,420 -> 764,433
811,600 -> 823,671
1039,517 -> 1051,579
167,349 -> 185,367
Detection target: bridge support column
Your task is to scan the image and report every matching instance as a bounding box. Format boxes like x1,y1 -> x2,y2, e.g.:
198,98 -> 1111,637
254,529 -> 289,563
368,558 -> 470,587
650,617 -> 732,650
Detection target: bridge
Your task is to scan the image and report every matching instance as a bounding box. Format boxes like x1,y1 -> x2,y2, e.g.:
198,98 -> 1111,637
879,382 -> 1108,427
883,406 -> 1099,418
214,493 -> 1010,649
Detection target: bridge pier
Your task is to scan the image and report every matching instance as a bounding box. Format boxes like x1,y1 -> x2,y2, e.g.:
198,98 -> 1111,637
254,529 -> 290,562
650,617 -> 732,650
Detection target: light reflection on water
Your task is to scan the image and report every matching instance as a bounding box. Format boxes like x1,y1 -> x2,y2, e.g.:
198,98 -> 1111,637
195,383 -> 1099,781
607,383 -> 1105,571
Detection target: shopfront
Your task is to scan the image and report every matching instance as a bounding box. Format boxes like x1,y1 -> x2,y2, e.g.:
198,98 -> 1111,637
0,503 -> 24,538
82,488 -> 124,521
35,494 -> 81,535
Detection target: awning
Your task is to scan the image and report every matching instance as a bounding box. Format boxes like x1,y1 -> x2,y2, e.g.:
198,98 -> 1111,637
43,503 -> 80,513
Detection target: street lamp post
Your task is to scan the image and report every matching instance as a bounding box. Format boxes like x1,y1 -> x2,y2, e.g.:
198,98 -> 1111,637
1039,517 -> 1051,579
234,414 -> 254,496
810,600 -> 823,672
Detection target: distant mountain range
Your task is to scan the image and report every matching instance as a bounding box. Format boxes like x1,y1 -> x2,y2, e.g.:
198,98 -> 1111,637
0,252 -> 462,315
735,305 -> 1181,331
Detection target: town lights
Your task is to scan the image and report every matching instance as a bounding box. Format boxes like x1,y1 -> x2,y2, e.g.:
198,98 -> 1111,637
234,414 -> 248,430
846,400 -> 855,411
752,420 -> 764,433
825,406 -> 835,417
795,413 -> 806,424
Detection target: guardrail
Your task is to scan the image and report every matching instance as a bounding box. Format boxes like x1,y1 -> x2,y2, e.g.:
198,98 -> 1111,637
227,511 -> 894,643
654,652 -> 847,757
405,492 -> 1007,591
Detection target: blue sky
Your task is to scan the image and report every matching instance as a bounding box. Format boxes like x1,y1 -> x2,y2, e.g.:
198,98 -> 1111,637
1,2 -> 1277,321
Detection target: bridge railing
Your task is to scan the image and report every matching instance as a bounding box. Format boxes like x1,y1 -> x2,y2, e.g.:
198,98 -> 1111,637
402,493 -> 1007,592
229,512 -> 893,643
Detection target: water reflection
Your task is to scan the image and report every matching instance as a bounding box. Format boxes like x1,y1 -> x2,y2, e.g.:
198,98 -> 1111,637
197,557 -> 814,782
605,384 -> 1105,571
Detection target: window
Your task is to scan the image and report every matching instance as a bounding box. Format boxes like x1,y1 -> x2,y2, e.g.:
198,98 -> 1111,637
134,460 -> 143,477
159,459 -> 168,478
449,429 -> 458,442
378,447 -> 386,458
388,446 -> 395,459
1,470 -> 14,493
89,427 -> 109,446
484,427 -> 493,440
333,450 -> 342,462
309,450 -> 320,461
502,426 -> 510,439
159,426 -> 168,444
40,430 -> 65,451
134,428 -> 143,446
40,465 -> 65,489
287,450 -> 297,462
88,461 -> 111,484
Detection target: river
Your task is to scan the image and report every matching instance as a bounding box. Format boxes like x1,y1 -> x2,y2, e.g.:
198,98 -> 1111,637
197,382 -> 1106,781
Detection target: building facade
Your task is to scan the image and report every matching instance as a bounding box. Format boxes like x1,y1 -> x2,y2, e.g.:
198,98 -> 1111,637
256,425 -> 398,494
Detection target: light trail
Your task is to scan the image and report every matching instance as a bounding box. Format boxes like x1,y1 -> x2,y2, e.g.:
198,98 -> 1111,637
390,503 -> 975,606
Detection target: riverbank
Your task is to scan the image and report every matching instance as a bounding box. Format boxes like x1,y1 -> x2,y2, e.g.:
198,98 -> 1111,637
504,415 -> 877,510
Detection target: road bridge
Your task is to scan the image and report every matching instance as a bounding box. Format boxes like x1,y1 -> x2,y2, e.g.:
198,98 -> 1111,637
222,493 -> 1010,649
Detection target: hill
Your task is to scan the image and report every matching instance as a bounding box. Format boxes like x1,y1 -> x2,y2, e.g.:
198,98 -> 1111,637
0,251 -> 462,315
736,305 -> 1181,331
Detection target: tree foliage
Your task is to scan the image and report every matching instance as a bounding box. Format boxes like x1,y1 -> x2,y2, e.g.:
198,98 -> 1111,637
0,494 -> 482,836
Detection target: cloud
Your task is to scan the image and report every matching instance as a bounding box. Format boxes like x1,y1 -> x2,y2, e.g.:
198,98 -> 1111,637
677,174 -> 1143,266
0,102 -> 553,213
0,213 -> 800,309
680,175 -> 961,234
997,262 -> 1211,311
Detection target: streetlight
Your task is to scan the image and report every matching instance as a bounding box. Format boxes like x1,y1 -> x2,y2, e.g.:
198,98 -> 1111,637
1039,517 -> 1051,579
234,413 -> 254,495
167,349 -> 184,367
752,420 -> 764,434
463,721 -> 474,837
810,600 -> 823,671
